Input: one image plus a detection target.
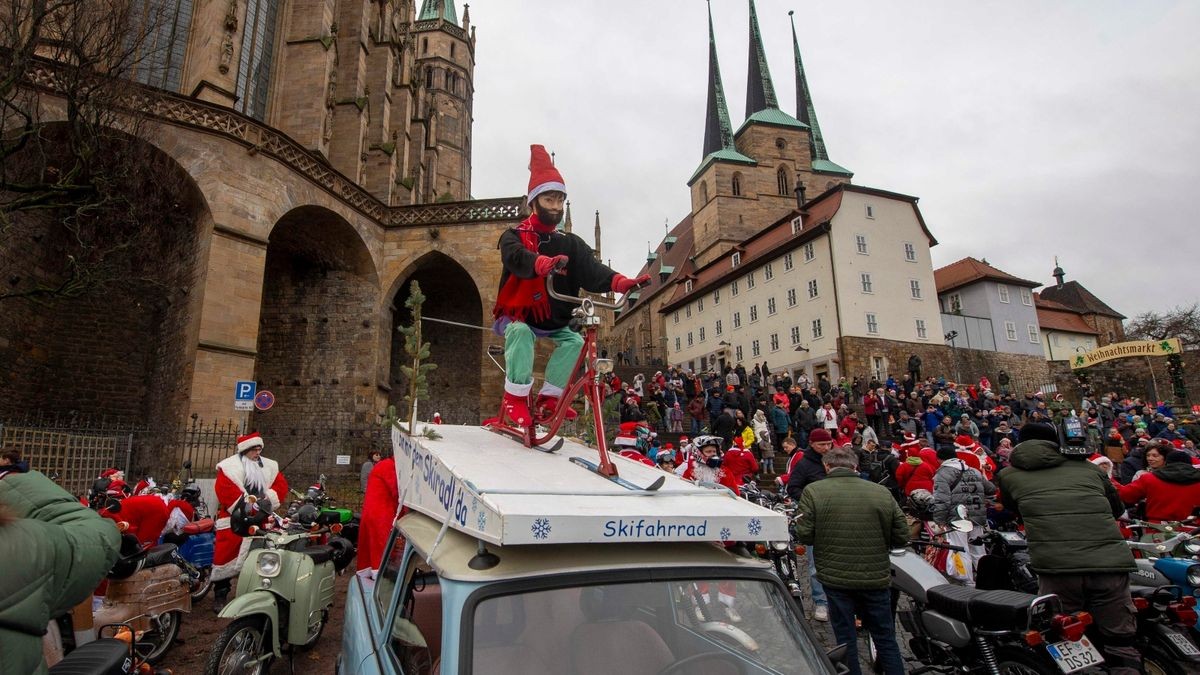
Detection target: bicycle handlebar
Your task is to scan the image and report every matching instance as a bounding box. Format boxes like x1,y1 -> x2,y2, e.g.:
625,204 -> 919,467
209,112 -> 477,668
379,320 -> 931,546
545,275 -> 648,311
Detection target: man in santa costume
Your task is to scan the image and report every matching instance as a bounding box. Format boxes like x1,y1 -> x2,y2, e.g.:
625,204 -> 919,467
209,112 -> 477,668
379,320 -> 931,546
211,432 -> 289,611
357,456 -> 402,574
488,144 -> 648,427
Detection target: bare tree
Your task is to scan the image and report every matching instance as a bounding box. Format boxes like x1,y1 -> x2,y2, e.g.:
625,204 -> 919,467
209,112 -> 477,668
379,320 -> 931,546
0,0 -> 184,302
1125,303 -> 1200,351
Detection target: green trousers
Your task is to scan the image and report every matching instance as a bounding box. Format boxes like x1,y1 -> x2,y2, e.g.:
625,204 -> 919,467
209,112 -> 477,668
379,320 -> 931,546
504,321 -> 583,397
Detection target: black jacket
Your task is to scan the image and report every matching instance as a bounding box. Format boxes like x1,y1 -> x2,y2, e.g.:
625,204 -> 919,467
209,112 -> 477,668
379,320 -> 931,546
497,228 -> 616,331
711,412 -> 737,447
786,447 -> 828,501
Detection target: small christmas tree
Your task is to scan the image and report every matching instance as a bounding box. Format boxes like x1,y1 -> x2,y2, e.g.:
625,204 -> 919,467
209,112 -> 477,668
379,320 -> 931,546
394,281 -> 440,439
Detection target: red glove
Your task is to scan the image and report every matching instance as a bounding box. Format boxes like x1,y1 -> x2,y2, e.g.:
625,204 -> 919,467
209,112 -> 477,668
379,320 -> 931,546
611,273 -> 650,294
534,254 -> 568,277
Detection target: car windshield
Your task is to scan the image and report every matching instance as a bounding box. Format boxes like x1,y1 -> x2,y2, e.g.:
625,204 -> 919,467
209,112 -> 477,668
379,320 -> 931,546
469,577 -> 829,675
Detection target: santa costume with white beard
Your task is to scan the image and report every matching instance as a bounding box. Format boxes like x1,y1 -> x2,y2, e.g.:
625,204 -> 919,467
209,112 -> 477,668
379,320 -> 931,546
212,433 -> 289,588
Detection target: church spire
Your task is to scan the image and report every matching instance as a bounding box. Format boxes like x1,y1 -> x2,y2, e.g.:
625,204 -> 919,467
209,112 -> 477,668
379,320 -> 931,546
790,10 -> 826,161
745,0 -> 779,117
702,0 -> 735,157
593,210 -> 602,261
418,0 -> 458,24
562,200 -> 573,233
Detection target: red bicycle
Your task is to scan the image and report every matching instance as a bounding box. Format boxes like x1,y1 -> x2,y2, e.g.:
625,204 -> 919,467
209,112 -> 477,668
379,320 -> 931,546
484,277 -> 661,491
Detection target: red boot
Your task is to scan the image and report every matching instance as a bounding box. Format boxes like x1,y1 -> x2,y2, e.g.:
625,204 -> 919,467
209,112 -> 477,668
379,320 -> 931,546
536,395 -> 578,421
502,392 -> 532,427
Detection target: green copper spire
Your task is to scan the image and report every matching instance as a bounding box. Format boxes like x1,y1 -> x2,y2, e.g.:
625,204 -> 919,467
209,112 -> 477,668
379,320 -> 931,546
418,0 -> 458,24
745,0 -> 779,117
702,0 -> 735,157
790,10 -> 851,176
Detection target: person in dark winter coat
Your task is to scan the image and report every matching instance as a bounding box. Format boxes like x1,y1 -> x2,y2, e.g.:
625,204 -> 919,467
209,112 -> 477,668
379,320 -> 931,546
1118,448 -> 1200,522
997,423 -> 1140,675
786,427 -> 834,620
710,408 -> 738,450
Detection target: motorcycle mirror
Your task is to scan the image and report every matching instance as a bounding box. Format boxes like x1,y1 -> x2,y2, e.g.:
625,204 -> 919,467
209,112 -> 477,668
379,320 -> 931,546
955,504 -> 969,519
951,519 -> 975,533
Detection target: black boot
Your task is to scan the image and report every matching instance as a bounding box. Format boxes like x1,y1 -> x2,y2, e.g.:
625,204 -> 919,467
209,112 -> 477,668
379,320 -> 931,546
213,579 -> 231,614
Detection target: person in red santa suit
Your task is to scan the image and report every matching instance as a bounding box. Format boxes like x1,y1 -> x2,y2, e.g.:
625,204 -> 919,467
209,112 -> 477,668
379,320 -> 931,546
211,432 -> 288,611
954,435 -> 984,474
357,457 -> 403,574
97,487 -> 172,549
719,436 -> 759,494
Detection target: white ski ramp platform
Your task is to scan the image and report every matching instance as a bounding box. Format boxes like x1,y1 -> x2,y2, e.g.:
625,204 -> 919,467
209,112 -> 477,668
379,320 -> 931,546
392,424 -> 788,546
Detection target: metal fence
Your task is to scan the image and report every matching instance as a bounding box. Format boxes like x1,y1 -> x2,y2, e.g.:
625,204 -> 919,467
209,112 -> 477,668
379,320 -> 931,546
0,413 -> 397,511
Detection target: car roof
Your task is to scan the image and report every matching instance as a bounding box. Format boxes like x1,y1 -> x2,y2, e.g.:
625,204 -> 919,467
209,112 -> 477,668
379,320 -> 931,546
397,512 -> 769,583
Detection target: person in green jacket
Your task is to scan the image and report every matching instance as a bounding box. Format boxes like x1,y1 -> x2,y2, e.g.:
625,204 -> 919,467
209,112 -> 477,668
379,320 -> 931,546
794,446 -> 909,675
996,422 -> 1140,675
0,470 -> 121,675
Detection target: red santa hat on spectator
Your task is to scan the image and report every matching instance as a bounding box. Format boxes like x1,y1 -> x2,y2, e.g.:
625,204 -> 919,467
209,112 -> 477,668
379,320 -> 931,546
954,435 -> 976,450
526,144 -> 566,205
100,468 -> 123,479
237,432 -> 264,454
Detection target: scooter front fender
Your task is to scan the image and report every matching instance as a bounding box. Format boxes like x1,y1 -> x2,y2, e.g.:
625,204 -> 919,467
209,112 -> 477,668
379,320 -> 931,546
218,591 -> 282,657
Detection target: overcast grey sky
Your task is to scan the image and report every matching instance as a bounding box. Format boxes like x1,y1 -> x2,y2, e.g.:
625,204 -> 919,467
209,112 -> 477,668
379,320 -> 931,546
466,0 -> 1200,319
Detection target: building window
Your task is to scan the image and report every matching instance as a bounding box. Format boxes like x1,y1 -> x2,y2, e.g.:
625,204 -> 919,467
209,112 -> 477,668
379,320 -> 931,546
1021,288 -> 1033,306
790,326 -> 801,345
685,279 -> 693,293
861,273 -> 873,294
700,181 -> 709,203
855,235 -> 869,255
803,242 -> 815,262
916,319 -> 927,339
731,280 -> 739,297
998,284 -> 1010,303
685,305 -> 692,318
422,37 -> 428,53
770,333 -> 779,352
733,312 -> 742,329
873,356 -> 885,381
687,332 -> 694,347
749,305 -> 758,322
783,252 -> 794,270
811,318 -> 823,339
865,204 -> 875,219
910,279 -> 922,299
866,313 -> 879,334
736,345 -> 744,362
752,340 -> 761,357
746,272 -> 756,289
777,166 -> 790,196
764,263 -> 774,280
1028,324 -> 1039,343
1005,321 -> 1017,341
807,279 -> 819,299
947,293 -> 962,313
713,289 -> 720,305
697,297 -> 704,313
787,288 -> 797,307
715,320 -> 723,336
235,0 -> 281,120
791,217 -> 802,235
732,252 -> 741,267
425,66 -> 433,88
134,0 -> 194,92
699,327 -> 706,342
731,173 -> 743,197
767,297 -> 777,315
904,242 -> 916,262
675,337 -> 681,351
673,311 -> 679,324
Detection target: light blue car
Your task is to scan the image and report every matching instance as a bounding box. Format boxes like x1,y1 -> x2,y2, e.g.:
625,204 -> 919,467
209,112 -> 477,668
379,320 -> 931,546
339,511 -> 841,675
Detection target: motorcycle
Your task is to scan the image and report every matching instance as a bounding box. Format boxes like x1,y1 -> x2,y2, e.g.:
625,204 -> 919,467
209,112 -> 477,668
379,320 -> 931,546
875,547 -> 1103,674
205,497 -> 355,675
155,460 -> 217,601
737,479 -> 805,601
286,473 -> 359,545
1128,584 -> 1200,673
973,528 -> 1039,594
46,622 -> 172,675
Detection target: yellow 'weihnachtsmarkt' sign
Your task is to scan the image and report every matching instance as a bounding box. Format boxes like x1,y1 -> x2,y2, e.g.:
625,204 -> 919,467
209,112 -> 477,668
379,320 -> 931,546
1071,338 -> 1183,369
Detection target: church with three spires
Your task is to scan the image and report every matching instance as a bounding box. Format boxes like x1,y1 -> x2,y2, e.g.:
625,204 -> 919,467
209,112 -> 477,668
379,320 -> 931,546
605,1 -> 1054,387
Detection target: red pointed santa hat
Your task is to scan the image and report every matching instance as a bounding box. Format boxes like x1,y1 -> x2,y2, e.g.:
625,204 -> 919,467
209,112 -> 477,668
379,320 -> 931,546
954,434 -> 976,450
526,144 -> 566,204
237,432 -> 264,454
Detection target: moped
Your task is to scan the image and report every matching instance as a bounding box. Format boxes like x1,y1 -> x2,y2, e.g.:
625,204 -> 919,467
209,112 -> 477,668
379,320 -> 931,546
205,497 -> 354,675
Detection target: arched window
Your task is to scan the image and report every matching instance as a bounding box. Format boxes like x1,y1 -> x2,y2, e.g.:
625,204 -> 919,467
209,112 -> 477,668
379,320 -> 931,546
422,37 -> 428,54
425,67 -> 433,88
777,166 -> 790,196
700,181 -> 709,203
234,0 -> 281,120
731,172 -> 742,197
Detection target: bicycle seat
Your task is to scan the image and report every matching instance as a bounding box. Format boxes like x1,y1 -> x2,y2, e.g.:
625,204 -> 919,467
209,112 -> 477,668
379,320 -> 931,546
144,543 -> 179,568
49,637 -> 130,675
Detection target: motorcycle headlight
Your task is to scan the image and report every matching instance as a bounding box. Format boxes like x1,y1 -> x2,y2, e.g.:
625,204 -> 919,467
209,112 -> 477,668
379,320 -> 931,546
771,541 -> 788,552
1188,564 -> 1200,588
257,551 -> 281,578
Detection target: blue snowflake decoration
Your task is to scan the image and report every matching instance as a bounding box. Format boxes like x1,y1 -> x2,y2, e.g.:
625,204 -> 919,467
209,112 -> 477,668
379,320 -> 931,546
719,527 -> 732,542
471,497 -> 479,513
477,511 -> 487,530
747,518 -> 763,536
531,517 -> 552,540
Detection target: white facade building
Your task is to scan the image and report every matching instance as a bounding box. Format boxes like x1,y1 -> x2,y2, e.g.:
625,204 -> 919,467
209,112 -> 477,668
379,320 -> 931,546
660,185 -> 940,382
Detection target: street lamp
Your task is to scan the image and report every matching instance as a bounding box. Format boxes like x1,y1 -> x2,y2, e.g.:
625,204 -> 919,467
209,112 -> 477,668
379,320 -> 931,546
944,331 -> 961,383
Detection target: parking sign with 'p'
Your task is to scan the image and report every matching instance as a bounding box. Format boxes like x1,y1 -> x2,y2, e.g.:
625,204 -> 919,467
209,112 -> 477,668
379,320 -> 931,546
235,380 -> 257,410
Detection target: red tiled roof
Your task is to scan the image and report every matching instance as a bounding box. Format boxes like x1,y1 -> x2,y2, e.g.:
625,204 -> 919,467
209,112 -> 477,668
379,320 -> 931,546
934,257 -> 1041,294
1035,293 -> 1100,335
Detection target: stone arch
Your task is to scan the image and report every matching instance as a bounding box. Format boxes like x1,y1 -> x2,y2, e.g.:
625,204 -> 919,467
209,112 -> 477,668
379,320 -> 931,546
0,122 -> 213,424
252,205 -> 380,428
386,251 -> 483,424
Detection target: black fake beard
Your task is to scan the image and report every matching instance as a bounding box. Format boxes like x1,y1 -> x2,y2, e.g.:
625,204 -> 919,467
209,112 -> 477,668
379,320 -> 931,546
534,203 -> 563,228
